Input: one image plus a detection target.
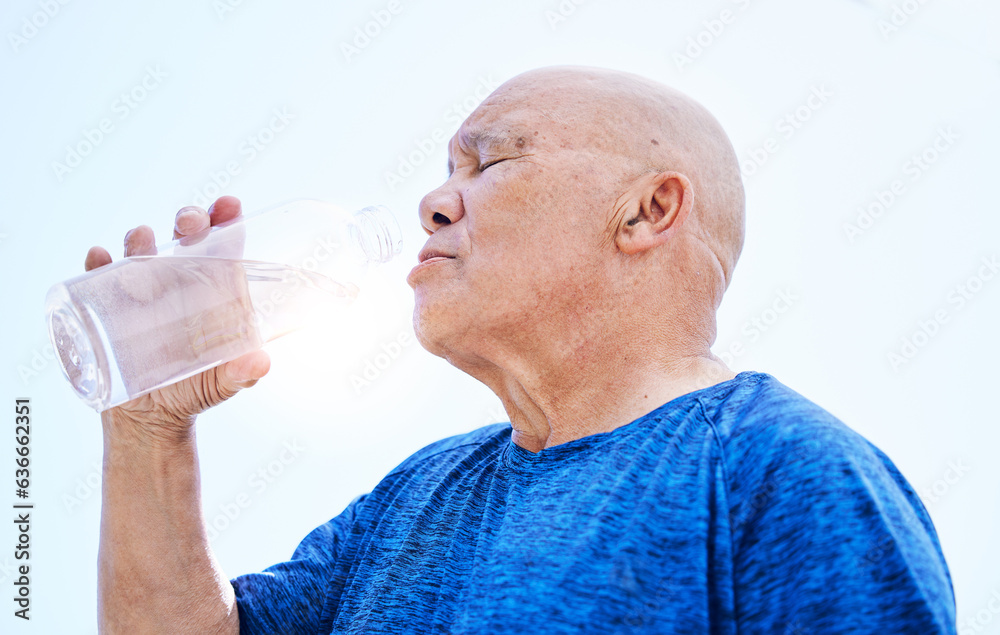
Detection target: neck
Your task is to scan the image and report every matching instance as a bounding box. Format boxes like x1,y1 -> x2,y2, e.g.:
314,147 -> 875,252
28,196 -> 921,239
462,332 -> 736,453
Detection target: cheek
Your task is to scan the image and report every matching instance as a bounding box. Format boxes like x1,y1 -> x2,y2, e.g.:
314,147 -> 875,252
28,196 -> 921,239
460,167 -> 599,298
465,170 -> 558,251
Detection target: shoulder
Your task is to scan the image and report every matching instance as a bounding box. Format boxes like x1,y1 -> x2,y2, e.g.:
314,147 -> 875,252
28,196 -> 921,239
705,372 -> 850,440
699,372 -> 934,539
703,374 -> 944,566
702,372 -> 882,474
706,375 -> 955,629
385,421 -> 512,478
289,424 -> 511,557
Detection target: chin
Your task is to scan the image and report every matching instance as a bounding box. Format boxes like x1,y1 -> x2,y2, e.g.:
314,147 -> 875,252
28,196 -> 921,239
411,303 -> 451,360
412,299 -> 490,367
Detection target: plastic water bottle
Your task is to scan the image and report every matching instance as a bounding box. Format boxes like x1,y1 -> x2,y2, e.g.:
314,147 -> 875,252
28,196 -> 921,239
45,199 -> 402,412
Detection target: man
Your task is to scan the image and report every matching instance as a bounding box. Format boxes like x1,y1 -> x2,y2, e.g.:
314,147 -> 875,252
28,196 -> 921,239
88,67 -> 955,633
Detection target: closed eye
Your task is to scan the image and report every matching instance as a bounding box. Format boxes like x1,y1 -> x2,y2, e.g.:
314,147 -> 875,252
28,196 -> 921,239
479,158 -> 507,172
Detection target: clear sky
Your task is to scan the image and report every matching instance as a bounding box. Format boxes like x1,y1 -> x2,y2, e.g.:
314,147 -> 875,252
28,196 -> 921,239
2,0 -> 998,631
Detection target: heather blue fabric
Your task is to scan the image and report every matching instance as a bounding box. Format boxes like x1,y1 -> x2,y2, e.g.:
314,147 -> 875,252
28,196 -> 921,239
231,372 -> 955,634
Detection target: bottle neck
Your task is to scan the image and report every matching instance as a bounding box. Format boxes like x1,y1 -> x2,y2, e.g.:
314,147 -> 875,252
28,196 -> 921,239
352,205 -> 402,264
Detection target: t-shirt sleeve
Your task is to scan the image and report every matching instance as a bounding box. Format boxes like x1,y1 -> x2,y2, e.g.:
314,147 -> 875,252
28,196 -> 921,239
230,493 -> 367,634
726,417 -> 956,634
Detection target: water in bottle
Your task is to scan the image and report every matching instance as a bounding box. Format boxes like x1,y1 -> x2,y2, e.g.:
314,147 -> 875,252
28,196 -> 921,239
45,200 -> 402,412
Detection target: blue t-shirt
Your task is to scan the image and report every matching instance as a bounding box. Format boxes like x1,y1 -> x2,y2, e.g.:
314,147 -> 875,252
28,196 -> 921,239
231,372 -> 955,634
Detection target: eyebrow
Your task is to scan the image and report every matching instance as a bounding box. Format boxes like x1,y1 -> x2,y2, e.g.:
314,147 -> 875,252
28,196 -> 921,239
447,128 -> 526,176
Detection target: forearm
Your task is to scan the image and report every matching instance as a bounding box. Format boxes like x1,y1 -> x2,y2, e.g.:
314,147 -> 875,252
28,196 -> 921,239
98,410 -> 239,634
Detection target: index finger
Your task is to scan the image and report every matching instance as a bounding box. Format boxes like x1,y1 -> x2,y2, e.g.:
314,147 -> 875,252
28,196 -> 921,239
208,195 -> 242,226
172,195 -> 247,260
85,246 -> 112,272
172,196 -> 242,241
173,206 -> 210,240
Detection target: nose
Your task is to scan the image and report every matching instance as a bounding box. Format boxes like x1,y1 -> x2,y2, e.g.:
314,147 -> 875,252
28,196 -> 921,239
418,185 -> 465,235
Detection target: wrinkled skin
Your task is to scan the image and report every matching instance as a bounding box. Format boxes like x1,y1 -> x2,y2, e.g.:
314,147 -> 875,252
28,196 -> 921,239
409,66 -> 745,451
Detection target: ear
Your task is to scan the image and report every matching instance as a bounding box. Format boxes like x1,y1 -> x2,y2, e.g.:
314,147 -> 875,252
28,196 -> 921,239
615,172 -> 694,255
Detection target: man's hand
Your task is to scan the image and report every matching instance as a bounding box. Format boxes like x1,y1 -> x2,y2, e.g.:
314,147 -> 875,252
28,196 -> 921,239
94,196 -> 255,635
85,195 -> 270,439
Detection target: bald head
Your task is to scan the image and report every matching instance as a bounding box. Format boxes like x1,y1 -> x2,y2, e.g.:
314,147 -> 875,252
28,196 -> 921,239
412,66 -> 747,448
413,65 -> 746,372
483,66 -> 745,296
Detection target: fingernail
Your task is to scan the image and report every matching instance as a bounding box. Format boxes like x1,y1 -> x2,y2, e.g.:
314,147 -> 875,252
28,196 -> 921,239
175,210 -> 202,233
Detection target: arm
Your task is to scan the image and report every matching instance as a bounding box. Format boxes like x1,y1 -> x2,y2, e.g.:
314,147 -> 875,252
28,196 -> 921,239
90,197 -> 270,634
99,409 -> 238,634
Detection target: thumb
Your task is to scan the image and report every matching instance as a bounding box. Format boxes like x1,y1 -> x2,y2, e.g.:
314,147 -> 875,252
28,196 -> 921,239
217,350 -> 271,396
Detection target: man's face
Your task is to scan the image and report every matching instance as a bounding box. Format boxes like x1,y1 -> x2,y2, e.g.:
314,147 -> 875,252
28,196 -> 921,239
407,91 -> 619,364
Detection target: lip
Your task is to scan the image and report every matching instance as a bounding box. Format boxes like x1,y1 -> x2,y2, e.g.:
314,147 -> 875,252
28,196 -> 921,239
407,255 -> 455,285
417,246 -> 455,263
419,256 -> 452,265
